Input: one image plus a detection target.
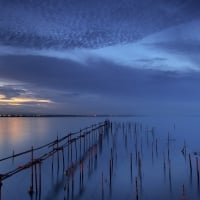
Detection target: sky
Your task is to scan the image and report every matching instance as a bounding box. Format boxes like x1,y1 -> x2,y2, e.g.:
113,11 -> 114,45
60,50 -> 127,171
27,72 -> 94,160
0,0 -> 200,115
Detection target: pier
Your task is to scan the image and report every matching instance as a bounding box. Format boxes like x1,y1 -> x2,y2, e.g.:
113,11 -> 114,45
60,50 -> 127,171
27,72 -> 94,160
0,120 -> 111,200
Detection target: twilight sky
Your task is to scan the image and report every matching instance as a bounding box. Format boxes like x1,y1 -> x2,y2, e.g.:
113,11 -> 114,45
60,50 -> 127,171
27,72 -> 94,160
0,0 -> 200,115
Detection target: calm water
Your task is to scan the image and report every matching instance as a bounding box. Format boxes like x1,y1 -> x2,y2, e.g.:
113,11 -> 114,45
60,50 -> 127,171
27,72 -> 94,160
0,116 -> 200,200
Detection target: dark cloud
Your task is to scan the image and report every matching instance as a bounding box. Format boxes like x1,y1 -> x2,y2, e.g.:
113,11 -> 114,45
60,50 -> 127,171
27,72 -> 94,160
1,54 -> 200,114
0,85 -> 26,98
1,54 -> 200,101
0,0 -> 200,50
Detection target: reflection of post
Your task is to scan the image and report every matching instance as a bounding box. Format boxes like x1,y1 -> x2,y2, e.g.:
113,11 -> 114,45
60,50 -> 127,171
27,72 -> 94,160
189,154 -> 192,184
196,157 -> 200,186
34,164 -> 38,194
156,139 -> 158,157
163,152 -> 166,181
79,130 -> 82,160
101,172 -> 104,200
0,176 -> 2,200
71,163 -> 74,199
62,147 -> 65,171
135,177 -> 139,200
130,153 -> 133,183
29,146 -> 34,195
39,161 -> 42,197
168,159 -> 172,193
181,184 -> 186,200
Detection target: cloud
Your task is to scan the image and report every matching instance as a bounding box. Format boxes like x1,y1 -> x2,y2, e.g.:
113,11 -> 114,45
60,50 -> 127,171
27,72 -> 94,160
1,53 -> 200,114
0,54 -> 200,99
0,0 -> 200,50
0,85 -> 26,98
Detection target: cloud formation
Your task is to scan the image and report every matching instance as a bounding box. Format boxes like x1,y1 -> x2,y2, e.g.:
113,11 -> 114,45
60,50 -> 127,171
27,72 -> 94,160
0,0 -> 200,50
1,54 -> 200,114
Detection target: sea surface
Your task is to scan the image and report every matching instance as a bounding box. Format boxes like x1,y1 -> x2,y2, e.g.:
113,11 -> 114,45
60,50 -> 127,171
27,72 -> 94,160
0,116 -> 200,200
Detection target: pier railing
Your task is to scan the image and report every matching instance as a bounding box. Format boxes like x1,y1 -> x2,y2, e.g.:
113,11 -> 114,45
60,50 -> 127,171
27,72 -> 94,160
0,120 -> 111,199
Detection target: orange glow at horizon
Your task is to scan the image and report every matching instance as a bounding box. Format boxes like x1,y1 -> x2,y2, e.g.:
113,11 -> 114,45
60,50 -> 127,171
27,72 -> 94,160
0,94 -> 53,106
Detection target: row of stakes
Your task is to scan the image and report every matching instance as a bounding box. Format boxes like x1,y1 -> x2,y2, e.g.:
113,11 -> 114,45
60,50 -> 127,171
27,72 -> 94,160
64,121 -> 200,200
99,121 -> 200,200
0,120 -> 111,200
1,120 -> 200,200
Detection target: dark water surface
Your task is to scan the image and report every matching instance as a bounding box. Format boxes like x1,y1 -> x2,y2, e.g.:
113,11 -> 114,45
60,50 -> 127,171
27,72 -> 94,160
0,116 -> 200,200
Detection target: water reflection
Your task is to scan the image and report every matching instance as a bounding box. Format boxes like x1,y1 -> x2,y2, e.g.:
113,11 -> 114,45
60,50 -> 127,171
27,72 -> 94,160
0,118 -> 49,155
1,117 -> 200,200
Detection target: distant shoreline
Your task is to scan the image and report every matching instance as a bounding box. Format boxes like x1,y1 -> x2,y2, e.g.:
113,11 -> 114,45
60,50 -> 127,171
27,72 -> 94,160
0,114 -> 142,118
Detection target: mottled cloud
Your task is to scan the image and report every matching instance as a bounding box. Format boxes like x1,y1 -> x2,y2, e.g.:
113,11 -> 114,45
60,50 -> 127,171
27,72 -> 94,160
0,0 -> 200,50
